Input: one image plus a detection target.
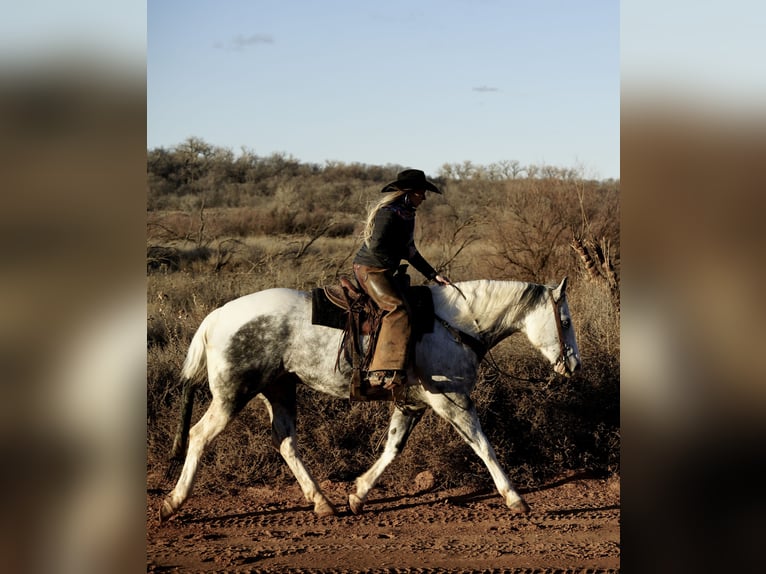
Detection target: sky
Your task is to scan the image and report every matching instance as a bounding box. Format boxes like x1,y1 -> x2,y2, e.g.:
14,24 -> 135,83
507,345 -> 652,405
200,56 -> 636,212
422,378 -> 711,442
147,0 -> 620,180
621,0 -> 766,107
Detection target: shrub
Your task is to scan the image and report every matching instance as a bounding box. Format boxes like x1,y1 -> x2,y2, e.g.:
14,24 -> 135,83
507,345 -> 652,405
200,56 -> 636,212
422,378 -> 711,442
147,153 -> 620,495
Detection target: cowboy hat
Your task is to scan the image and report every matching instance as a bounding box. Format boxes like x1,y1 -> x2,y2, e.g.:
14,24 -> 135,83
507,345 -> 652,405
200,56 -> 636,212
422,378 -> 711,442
381,169 -> 441,194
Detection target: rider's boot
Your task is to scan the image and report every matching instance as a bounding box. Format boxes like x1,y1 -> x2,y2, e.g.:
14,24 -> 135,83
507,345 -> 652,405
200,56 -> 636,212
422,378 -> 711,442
366,370 -> 407,390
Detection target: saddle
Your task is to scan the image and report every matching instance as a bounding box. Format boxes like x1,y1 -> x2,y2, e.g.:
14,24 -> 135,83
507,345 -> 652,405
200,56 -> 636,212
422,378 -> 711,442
311,267 -> 434,402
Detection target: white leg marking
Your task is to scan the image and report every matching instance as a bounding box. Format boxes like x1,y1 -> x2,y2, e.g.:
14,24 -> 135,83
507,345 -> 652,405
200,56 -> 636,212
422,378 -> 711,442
161,398 -> 232,520
268,399 -> 336,517
351,408 -> 422,514
428,393 -> 529,513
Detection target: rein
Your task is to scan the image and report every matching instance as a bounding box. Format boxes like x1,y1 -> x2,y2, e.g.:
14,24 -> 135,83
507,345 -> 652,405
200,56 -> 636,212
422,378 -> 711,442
548,287 -> 576,375
440,283 -> 556,388
434,316 -> 487,360
549,288 -> 567,372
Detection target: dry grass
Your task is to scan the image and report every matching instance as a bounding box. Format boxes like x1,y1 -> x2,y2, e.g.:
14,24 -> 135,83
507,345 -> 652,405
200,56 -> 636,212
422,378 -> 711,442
147,162 -> 619,495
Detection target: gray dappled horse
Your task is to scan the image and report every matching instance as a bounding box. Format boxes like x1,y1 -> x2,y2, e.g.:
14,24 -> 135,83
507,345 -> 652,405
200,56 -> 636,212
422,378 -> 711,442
159,278 -> 580,521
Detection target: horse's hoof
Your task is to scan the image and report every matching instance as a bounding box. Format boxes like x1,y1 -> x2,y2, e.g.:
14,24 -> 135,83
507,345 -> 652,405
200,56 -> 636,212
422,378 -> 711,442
348,493 -> 365,515
314,497 -> 337,517
159,500 -> 175,523
508,498 -> 531,514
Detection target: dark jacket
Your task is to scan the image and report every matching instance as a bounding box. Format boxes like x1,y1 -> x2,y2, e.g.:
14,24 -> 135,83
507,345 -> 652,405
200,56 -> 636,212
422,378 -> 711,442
353,199 -> 437,280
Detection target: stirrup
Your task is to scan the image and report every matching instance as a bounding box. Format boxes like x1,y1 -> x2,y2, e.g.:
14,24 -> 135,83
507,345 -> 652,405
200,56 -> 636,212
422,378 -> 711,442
366,370 -> 406,390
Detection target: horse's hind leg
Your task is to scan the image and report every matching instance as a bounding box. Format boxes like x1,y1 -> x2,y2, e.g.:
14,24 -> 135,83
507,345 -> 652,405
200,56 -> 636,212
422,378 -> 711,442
349,406 -> 425,514
160,396 -> 234,521
428,393 -> 530,513
260,374 -> 336,517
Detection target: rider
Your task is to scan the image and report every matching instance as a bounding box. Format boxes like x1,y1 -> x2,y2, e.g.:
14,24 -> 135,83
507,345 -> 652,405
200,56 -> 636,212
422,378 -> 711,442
353,169 -> 451,390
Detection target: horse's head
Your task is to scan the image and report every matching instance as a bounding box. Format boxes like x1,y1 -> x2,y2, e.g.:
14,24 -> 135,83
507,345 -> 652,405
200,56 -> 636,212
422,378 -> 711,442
524,277 -> 581,377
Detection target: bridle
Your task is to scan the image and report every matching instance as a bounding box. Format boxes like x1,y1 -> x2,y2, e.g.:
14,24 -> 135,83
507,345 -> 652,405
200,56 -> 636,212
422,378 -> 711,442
440,282 -> 576,384
549,288 -> 577,376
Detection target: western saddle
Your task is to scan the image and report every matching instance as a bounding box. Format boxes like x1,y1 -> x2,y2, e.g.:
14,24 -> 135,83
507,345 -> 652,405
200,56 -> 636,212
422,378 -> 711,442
311,267 -> 433,402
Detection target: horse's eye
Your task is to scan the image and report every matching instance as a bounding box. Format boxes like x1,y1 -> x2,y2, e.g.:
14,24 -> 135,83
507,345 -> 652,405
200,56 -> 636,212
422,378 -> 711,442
562,319 -> 570,329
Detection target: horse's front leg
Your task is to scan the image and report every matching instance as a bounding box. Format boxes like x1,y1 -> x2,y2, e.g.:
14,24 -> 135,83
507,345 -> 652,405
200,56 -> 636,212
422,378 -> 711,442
349,406 -> 425,514
428,392 -> 530,514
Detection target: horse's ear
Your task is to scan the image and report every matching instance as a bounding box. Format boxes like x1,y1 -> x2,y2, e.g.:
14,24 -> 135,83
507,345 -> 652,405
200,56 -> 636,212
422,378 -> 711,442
552,276 -> 568,302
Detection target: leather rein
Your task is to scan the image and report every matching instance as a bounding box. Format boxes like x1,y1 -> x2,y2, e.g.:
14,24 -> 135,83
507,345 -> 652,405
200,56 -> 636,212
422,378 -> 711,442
436,283 -> 572,386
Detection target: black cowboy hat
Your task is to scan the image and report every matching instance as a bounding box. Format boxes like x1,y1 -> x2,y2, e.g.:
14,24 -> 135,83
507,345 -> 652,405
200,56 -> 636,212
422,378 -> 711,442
381,169 -> 441,194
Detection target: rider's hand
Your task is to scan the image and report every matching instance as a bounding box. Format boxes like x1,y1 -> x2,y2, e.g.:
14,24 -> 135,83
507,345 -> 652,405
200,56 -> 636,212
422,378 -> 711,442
434,274 -> 451,286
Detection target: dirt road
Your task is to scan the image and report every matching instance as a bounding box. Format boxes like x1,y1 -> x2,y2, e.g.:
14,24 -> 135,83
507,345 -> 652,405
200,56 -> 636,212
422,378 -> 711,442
147,475 -> 620,572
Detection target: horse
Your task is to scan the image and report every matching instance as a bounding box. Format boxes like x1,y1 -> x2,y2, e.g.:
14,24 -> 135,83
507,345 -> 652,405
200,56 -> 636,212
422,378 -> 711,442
159,277 -> 580,521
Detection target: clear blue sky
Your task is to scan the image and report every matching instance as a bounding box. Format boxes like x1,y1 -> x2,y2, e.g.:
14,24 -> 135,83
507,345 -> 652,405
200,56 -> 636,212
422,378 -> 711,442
148,0 -> 619,179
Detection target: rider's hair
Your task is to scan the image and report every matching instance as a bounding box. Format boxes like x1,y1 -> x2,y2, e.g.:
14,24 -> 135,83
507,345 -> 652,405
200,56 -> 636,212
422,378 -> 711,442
361,190 -> 406,248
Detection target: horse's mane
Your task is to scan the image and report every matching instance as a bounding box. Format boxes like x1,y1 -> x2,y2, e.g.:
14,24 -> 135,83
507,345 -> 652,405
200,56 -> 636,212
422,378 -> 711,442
432,279 -> 548,339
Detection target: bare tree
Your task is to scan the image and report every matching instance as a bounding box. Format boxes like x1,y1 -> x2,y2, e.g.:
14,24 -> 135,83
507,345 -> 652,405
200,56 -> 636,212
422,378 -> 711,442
488,182 -> 569,280
571,178 -> 620,305
291,219 -> 338,260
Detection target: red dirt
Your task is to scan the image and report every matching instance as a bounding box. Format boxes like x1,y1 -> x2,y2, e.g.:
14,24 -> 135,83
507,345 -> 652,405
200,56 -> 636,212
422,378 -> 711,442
147,474 -> 620,572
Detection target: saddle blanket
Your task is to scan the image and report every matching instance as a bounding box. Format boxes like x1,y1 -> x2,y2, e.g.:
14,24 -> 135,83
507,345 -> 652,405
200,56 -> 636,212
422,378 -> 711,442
311,285 -> 435,338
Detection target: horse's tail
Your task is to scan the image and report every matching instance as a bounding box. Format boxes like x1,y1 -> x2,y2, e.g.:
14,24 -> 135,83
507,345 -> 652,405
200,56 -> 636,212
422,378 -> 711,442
163,315 -> 211,484
180,314 -> 210,382
163,378 -> 196,483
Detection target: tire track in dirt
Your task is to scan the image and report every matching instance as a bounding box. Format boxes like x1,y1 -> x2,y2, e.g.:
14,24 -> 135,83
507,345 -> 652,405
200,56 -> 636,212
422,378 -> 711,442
147,478 -> 620,572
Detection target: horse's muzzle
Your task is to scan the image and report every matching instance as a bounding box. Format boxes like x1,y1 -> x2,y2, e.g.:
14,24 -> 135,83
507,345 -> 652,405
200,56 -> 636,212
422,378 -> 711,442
554,346 -> 580,377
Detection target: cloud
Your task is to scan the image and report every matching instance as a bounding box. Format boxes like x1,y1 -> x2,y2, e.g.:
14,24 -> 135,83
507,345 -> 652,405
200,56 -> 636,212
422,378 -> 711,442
472,85 -> 500,93
217,33 -> 275,51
